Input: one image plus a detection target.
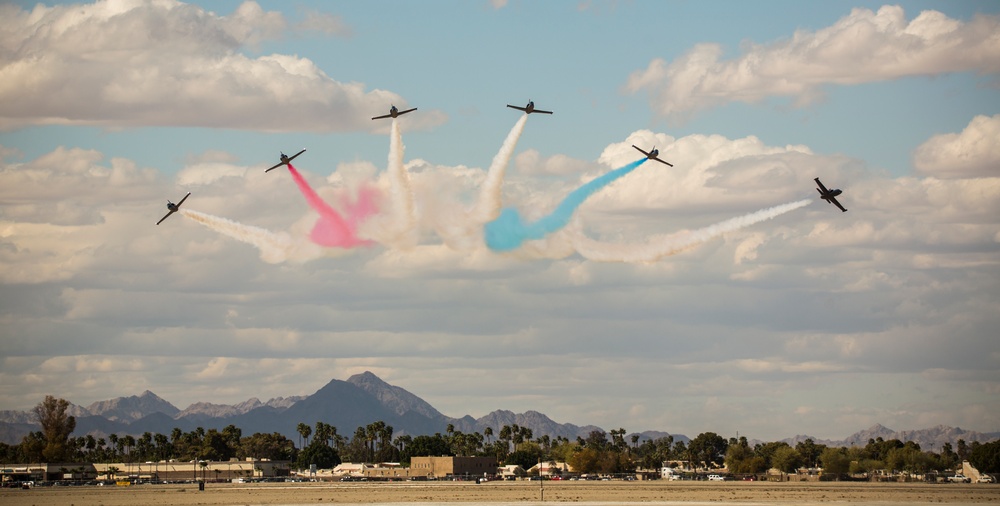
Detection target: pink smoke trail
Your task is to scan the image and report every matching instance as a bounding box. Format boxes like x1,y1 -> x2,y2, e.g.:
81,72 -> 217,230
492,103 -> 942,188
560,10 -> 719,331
286,163 -> 374,248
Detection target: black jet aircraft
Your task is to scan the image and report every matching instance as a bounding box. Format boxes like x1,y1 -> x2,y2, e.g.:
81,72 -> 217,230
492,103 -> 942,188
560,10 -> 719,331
156,192 -> 191,225
506,100 -> 552,115
265,149 -> 306,172
632,145 -> 673,166
815,177 -> 847,212
372,105 -> 417,120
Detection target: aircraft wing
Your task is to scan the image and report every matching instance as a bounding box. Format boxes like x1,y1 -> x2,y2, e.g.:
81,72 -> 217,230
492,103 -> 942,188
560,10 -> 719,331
156,210 -> 174,226
632,145 -> 650,157
265,162 -> 284,172
532,108 -> 553,114
506,105 -> 528,112
371,113 -> 392,120
396,108 -> 417,116
828,196 -> 847,212
651,157 -> 673,167
287,149 -> 306,162
176,192 -> 191,207
814,178 -> 829,193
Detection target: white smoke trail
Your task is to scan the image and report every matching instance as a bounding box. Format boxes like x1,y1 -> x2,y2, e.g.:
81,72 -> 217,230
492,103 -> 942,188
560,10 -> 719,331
472,114 -> 529,224
181,209 -> 321,264
434,114 -> 530,252
572,199 -> 813,262
378,118 -> 419,249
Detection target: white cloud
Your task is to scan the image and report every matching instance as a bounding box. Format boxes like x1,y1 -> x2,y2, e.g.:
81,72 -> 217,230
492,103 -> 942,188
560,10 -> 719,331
625,6 -> 1000,120
298,9 -> 353,37
1,139 -> 998,440
0,1 -> 441,132
914,114 -> 1000,179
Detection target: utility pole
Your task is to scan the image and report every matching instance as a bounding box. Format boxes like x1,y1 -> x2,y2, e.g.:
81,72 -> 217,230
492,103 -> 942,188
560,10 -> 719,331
539,457 -> 543,502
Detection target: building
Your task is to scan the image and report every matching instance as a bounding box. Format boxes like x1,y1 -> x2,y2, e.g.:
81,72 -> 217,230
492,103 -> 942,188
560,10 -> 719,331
409,456 -> 497,479
526,461 -> 573,477
0,459 -> 290,484
498,464 -> 526,480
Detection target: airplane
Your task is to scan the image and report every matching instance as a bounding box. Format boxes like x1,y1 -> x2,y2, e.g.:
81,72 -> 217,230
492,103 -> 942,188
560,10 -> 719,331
815,177 -> 847,212
631,145 -> 673,166
265,149 -> 306,172
506,100 -> 552,115
372,105 -> 417,120
156,192 -> 191,225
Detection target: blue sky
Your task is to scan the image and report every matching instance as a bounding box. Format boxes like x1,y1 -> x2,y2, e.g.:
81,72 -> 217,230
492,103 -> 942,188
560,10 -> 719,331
1,0 -> 998,442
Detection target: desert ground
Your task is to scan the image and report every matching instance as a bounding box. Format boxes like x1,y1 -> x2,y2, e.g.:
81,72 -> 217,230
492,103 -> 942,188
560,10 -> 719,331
1,480 -> 998,506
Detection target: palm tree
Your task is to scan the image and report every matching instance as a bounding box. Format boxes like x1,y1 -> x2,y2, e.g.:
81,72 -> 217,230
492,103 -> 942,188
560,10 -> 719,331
484,427 -> 493,446
297,423 -> 311,450
365,423 -> 378,463
108,433 -> 120,461
499,425 -> 513,453
378,424 -> 394,461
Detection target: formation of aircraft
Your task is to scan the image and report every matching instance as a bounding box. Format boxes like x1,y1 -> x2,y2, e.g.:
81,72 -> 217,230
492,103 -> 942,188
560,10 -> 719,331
156,192 -> 191,225
507,100 -> 552,115
814,178 -> 847,212
631,145 -> 673,166
157,103 -> 852,226
265,149 -> 306,173
372,105 -> 417,120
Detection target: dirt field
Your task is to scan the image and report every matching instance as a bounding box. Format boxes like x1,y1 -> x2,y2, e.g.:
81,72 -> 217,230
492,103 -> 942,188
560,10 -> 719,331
2,480 -> 998,505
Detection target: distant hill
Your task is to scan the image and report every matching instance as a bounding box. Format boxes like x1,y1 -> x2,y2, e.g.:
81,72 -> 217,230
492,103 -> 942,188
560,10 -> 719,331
86,390 -> 179,422
1,372 -> 996,453
782,423 -> 1000,452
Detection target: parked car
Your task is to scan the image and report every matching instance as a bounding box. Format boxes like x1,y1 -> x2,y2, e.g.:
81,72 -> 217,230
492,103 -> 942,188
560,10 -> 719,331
977,475 -> 995,483
707,474 -> 725,481
948,474 -> 971,483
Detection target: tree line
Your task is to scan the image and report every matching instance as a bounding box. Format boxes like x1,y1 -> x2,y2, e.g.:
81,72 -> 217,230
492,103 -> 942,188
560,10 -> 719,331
3,396 -> 998,476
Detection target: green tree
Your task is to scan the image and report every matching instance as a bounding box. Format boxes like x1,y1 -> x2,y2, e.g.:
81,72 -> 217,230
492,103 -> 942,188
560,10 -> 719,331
726,442 -> 765,474
795,438 -> 824,468
968,440 -> 1000,474
819,447 -> 850,479
403,434 -> 452,461
771,445 -> 802,474
240,432 -> 296,461
688,432 -> 728,468
19,431 -> 45,462
33,395 -> 76,462
297,439 -> 341,470
505,443 -> 543,471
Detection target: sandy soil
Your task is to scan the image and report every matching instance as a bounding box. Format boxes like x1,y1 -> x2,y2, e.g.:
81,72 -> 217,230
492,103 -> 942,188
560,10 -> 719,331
2,480 -> 998,505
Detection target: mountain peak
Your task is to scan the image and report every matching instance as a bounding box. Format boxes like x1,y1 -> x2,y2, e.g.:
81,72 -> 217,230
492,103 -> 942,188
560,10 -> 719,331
346,372 -> 443,419
347,371 -> 386,386
86,391 -> 179,422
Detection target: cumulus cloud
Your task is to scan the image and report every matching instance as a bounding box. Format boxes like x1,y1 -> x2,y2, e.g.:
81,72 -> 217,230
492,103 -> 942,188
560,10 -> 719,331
914,114 -> 1000,179
1,139 -> 998,439
625,5 -> 1000,120
0,0 -> 441,132
583,130 -> 832,216
0,145 -> 160,225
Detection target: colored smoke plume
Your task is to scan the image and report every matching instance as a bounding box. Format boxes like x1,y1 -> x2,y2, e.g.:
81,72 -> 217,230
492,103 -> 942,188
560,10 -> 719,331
286,163 -> 376,248
485,158 -> 648,252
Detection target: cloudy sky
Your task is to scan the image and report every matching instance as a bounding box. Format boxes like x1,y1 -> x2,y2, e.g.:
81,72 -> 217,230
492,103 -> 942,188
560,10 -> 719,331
1,0 -> 998,442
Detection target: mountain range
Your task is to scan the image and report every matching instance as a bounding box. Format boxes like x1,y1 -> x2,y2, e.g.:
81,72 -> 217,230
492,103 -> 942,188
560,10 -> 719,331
1,371 -> 996,452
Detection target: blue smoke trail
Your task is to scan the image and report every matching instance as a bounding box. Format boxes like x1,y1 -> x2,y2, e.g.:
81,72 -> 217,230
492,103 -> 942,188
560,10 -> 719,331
484,158 -> 648,251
